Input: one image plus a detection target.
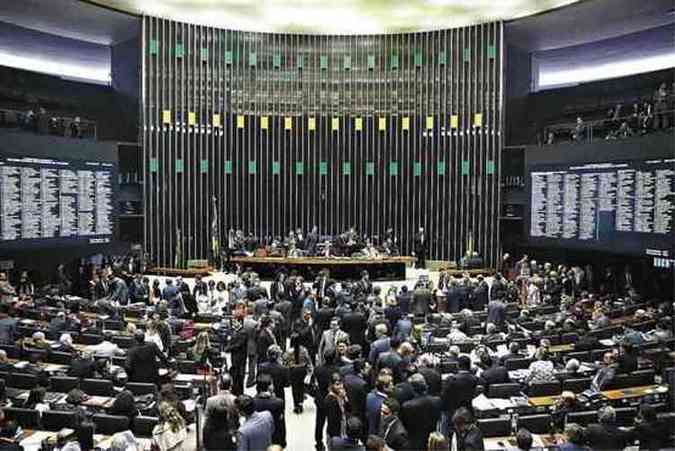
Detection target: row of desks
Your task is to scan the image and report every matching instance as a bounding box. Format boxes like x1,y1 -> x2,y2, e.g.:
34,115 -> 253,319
527,384 -> 669,407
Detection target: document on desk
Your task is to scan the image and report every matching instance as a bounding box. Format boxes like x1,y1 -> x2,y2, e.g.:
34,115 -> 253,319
599,339 -> 615,347
20,431 -> 56,451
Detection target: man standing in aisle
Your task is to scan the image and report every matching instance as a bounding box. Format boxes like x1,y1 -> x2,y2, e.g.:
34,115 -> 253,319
225,301 -> 249,395
414,227 -> 427,269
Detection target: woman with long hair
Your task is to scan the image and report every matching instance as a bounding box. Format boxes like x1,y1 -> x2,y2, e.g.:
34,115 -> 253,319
189,331 -> 211,369
284,332 -> 313,414
202,401 -> 236,450
427,432 -> 449,451
152,401 -> 188,451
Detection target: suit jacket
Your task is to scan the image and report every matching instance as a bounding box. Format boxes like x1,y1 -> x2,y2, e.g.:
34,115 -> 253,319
342,311 -> 368,347
243,317 -> 258,356
380,415 -> 409,451
418,367 -> 442,396
344,373 -> 368,419
400,394 -> 442,450
368,337 -> 391,365
585,423 -> 630,450
411,289 -> 433,316
258,361 -> 290,400
478,365 -> 510,389
414,233 -> 427,253
225,327 -> 248,366
396,292 -> 412,314
592,366 -> 616,391
324,393 -> 346,438
365,389 -> 388,435
634,418 -> 672,450
254,394 -> 286,447
472,283 -> 489,310
617,352 -> 638,373
125,342 -> 168,383
486,300 -> 506,327
455,424 -> 485,451
329,437 -> 365,451
446,287 -> 463,313
442,370 -> 478,413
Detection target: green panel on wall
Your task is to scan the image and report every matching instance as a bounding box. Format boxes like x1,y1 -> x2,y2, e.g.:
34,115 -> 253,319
175,43 -> 184,58
175,159 -> 184,173
367,54 -> 375,70
390,53 -> 399,70
297,54 -> 303,69
320,55 -> 328,70
272,161 -> 280,175
319,161 -> 328,175
224,50 -> 233,64
437,161 -> 446,175
487,45 -> 496,59
438,50 -> 447,65
365,162 -> 375,176
273,53 -> 282,68
249,52 -> 257,66
486,160 -> 495,174
248,161 -> 257,174
389,161 -> 399,176
224,160 -> 232,174
463,48 -> 471,62
414,50 -> 422,67
200,48 -> 208,61
149,158 -> 158,173
200,160 -> 208,173
413,161 -> 422,176
343,55 -> 351,70
461,160 -> 470,175
149,40 -> 159,55
342,162 -> 351,175
295,161 -> 304,175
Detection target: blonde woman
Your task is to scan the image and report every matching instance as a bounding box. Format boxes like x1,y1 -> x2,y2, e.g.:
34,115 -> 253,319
145,320 -> 164,353
189,331 -> 211,366
152,401 -> 188,451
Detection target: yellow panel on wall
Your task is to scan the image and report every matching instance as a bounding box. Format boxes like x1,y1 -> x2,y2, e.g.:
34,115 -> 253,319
162,110 -> 171,124
474,113 -> 483,127
212,114 -> 221,127
260,116 -> 269,130
355,117 -> 363,131
285,116 -> 293,130
308,117 -> 316,131
450,115 -> 459,129
332,117 -> 340,131
426,116 -> 434,130
237,115 -> 245,128
378,117 -> 386,131
188,112 -> 196,125
401,117 -> 410,131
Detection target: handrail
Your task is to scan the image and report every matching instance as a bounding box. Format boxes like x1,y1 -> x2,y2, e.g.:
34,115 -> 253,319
0,107 -> 97,140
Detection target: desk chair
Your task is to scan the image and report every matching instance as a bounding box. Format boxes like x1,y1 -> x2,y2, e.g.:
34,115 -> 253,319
505,358 -> 531,371
177,360 -> 198,374
112,335 -> 135,349
561,333 -> 579,344
614,407 -> 637,426
81,378 -> 114,397
47,351 -> 73,365
562,377 -> 591,393
125,382 -> 157,396
567,410 -> 597,426
104,320 -> 125,331
518,414 -> 551,434
488,383 -> 522,399
477,417 -> 511,438
8,373 -> 37,390
132,416 -> 159,438
4,407 -> 41,428
528,381 -> 561,397
50,376 -> 80,393
79,334 -> 103,345
0,345 -> 20,359
42,411 -> 79,431
92,414 -> 130,435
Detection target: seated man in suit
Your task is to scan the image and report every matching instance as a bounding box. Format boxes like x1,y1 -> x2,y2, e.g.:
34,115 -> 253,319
125,330 -> 169,385
591,352 -> 617,391
585,406 -> 631,450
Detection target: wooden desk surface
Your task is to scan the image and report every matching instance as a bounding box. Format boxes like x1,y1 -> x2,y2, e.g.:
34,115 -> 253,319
528,394 -> 560,407
602,384 -> 668,401
548,343 -> 575,353
232,255 -> 416,265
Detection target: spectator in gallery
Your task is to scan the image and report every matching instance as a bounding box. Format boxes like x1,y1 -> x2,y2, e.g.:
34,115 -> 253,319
571,116 -> 585,142
653,82 -> 669,129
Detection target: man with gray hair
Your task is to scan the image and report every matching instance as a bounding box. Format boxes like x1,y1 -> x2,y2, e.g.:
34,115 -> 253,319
585,405 -> 630,450
368,323 -> 391,365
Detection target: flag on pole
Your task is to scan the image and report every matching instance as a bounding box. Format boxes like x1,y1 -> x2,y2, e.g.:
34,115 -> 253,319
211,196 -> 220,265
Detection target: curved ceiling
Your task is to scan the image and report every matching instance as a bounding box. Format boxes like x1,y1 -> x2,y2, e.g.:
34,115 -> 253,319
87,0 -> 582,34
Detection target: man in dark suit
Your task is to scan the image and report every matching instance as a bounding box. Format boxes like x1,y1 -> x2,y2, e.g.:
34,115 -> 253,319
441,356 -> 477,434
400,374 -> 442,450
633,403 -> 672,450
413,227 -> 427,269
225,301 -> 249,395
344,359 -> 369,426
486,298 -> 507,330
253,374 -> 286,448
329,417 -> 366,450
477,352 -> 510,390
258,345 -> 289,401
396,286 -> 412,315
368,323 -> 391,366
446,280 -> 463,314
342,305 -> 368,349
379,397 -> 409,451
417,355 -> 442,397
411,286 -> 433,318
125,331 -> 169,385
471,276 -> 489,311
592,352 -> 617,391
314,350 -> 339,451
585,406 -> 631,450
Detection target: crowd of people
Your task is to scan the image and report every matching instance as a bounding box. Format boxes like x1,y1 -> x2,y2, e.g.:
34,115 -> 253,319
545,81 -> 674,145
0,250 -> 672,450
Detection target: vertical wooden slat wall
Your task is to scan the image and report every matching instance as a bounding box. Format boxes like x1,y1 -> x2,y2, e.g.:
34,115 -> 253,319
142,18 -> 504,268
